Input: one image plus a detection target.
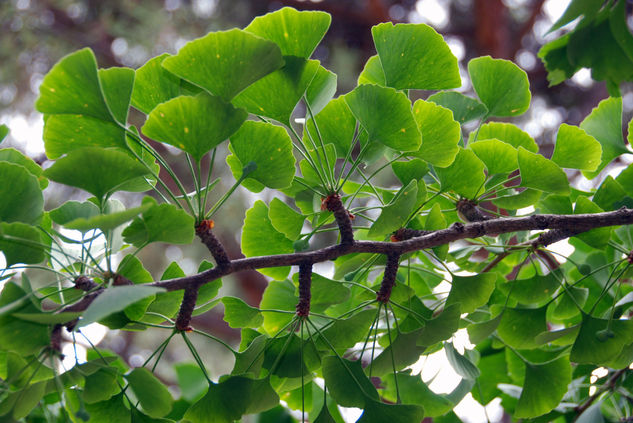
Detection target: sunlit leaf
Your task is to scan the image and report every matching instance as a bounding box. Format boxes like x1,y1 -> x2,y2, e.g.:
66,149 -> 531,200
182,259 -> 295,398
345,84 -> 421,152
411,99 -> 460,167
228,121 -> 296,189
468,56 -> 530,117
518,147 -> 570,195
142,93 -> 247,162
427,91 -> 487,124
435,148 -> 486,198
372,22 -> 460,90
369,180 -> 418,238
551,123 -> 602,171
162,29 -> 284,100
78,286 -> 165,328
43,147 -> 151,200
0,162 -> 43,225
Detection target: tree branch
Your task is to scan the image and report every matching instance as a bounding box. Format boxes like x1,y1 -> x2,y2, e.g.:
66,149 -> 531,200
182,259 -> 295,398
151,208 -> 633,291
61,208 -> 633,319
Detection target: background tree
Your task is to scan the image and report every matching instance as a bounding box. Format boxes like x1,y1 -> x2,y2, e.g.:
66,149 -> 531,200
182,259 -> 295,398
1,1 -> 633,422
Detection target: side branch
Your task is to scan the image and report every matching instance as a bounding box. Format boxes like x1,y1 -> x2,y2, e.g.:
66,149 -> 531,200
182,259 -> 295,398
196,219 -> 231,269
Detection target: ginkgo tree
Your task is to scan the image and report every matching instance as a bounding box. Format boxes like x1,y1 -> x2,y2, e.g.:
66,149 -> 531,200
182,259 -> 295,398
1,3 -> 633,423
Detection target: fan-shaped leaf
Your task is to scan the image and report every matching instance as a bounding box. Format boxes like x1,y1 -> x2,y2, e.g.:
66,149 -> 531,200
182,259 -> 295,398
344,84 -> 421,152
435,148 -> 486,198
411,99 -> 460,167
162,29 -> 284,101
228,121 -> 295,189
245,7 -> 331,58
0,162 -> 43,224
551,123 -> 602,171
372,22 -> 460,90
468,56 -> 530,117
518,147 -> 570,194
43,147 -> 151,200
142,94 -> 247,162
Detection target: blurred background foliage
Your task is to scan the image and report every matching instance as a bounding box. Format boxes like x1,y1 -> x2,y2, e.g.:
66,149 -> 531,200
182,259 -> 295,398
0,1 -> 631,420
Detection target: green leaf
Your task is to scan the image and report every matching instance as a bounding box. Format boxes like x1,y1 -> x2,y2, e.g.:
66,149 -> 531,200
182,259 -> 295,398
183,376 -> 279,423
344,84 -> 422,152
305,97 -> 358,157
174,362 -> 208,402
515,356 -> 572,418
444,342 -> 480,380
358,55 -> 386,86
445,273 -> 496,313
142,93 -> 247,162
411,99 -> 460,167
126,368 -> 173,418
508,272 -> 559,305
162,29 -> 284,101
36,48 -> 112,121
64,203 -> 151,232
245,7 -> 331,58
233,57 -> 319,125
11,311 -> 81,324
469,122 -> 538,152
322,356 -> 378,407
221,296 -> 263,329
435,148 -> 486,198
83,366 -> 120,403
122,202 -> 195,247
369,180 -> 418,238
11,381 -> 46,419
305,273 -> 351,311
98,66 -> 134,124
467,314 -> 502,344
0,148 -> 47,189
227,121 -> 296,189
132,54 -> 182,114
357,399 -> 425,423
570,314 -> 633,365
552,286 -> 588,320
0,222 -> 46,266
497,306 -> 547,349
0,162 -> 43,224
268,198 -> 304,241
241,201 -> 294,280
492,188 -> 541,210
0,124 -> 8,143
594,176 -> 627,211
306,65 -> 337,115
468,56 -> 531,117
259,280 -> 296,334
573,196 -> 611,247
548,0 -> 602,32
43,114 -> 126,160
427,91 -> 488,124
0,283 -> 50,355
551,123 -> 602,171
43,147 -> 151,200
78,286 -> 165,328
580,97 -> 630,179
313,309 -> 374,351
85,393 -> 131,423
518,147 -> 570,195
425,203 -> 448,260
372,22 -> 460,90
383,373 -> 453,417
417,303 -> 462,346
469,139 -> 518,174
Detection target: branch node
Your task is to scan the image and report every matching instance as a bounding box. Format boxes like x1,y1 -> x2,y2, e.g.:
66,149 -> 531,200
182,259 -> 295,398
175,286 -> 199,332
377,253 -> 400,303
391,228 -> 430,241
322,193 -> 355,246
196,219 -> 231,269
456,198 -> 490,222
74,276 -> 98,291
451,222 -> 465,232
113,274 -> 133,286
296,261 -> 312,317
